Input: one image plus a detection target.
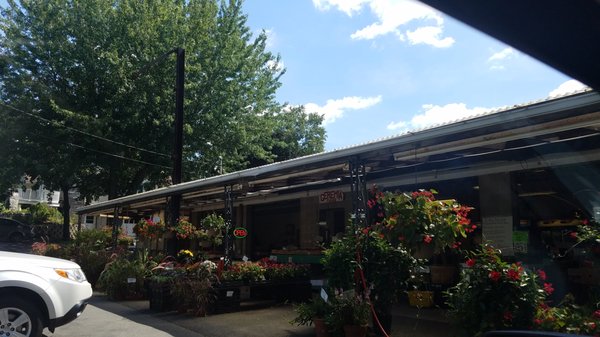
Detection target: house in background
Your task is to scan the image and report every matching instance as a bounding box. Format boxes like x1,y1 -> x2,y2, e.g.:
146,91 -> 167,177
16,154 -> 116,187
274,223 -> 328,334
8,178 -> 60,211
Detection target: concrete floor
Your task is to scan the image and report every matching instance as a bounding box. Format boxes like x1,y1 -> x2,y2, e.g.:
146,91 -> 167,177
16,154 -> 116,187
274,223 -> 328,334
93,294 -> 453,337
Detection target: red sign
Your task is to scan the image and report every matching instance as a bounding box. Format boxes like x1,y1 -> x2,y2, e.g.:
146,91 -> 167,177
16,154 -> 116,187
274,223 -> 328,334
319,190 -> 344,204
233,227 -> 248,238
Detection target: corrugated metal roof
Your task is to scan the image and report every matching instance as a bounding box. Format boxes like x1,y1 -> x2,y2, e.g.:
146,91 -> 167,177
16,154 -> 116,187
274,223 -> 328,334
77,88 -> 599,214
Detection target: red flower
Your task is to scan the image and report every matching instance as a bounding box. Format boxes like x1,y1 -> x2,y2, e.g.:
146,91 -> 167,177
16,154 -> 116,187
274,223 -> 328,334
367,199 -> 376,209
537,270 -> 547,281
466,259 -> 476,267
593,309 -> 600,319
489,271 -> 502,282
503,311 -> 513,321
362,227 -> 370,235
588,322 -> 597,329
398,235 -> 405,241
507,268 -> 521,281
543,283 -> 554,295
569,231 -> 578,239
533,318 -> 543,326
423,235 -> 433,244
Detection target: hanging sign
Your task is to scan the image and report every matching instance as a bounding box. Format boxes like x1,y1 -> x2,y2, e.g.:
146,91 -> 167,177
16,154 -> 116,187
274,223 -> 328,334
233,227 -> 248,238
319,190 -> 344,204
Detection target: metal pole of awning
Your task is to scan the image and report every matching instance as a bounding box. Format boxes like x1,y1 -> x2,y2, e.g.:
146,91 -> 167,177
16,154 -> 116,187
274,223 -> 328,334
350,157 -> 368,228
224,185 -> 234,266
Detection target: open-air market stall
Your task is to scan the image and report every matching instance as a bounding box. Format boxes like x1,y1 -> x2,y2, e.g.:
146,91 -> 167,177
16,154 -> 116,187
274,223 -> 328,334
78,90 -> 600,303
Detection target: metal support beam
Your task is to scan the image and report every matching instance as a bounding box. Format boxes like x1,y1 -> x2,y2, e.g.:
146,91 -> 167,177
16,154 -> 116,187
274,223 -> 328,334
224,185 -> 234,266
112,205 -> 121,250
349,158 -> 368,228
169,47 -> 185,246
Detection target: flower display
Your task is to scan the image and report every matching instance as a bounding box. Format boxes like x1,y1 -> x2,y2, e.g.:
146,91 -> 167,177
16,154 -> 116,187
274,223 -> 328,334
222,262 -> 266,283
445,244 -> 550,337
368,187 -> 474,253
171,219 -> 198,240
257,258 -> 310,281
133,218 -> 166,240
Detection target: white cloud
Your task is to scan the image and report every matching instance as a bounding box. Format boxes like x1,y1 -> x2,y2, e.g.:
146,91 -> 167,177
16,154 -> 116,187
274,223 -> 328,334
312,0 -> 368,16
548,80 -> 588,97
488,47 -> 515,62
314,0 -> 454,48
406,26 -> 454,48
387,102 -> 492,131
264,29 -> 277,49
305,95 -> 383,125
487,47 -> 517,71
266,59 -> 285,73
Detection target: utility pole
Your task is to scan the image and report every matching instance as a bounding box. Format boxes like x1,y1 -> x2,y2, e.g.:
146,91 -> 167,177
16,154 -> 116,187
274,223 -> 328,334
170,48 -> 184,229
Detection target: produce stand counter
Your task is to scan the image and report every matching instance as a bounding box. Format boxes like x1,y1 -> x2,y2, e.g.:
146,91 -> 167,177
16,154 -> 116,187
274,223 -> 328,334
270,249 -> 324,264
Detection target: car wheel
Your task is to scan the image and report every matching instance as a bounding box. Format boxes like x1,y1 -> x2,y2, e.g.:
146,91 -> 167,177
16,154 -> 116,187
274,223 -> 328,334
8,232 -> 24,243
0,296 -> 43,337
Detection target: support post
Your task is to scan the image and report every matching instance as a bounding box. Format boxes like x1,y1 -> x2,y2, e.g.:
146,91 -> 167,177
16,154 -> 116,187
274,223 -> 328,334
350,158 -> 368,228
112,205 -> 121,250
224,185 -> 234,266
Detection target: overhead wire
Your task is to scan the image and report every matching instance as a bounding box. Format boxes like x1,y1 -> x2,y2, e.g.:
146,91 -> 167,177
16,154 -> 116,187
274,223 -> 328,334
33,132 -> 172,169
0,102 -> 171,158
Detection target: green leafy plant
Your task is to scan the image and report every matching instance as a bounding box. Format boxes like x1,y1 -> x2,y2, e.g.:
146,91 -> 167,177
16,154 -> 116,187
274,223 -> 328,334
97,254 -> 148,300
199,213 -> 225,246
290,297 -> 332,326
322,231 -> 417,306
171,219 -> 198,240
258,258 -> 309,281
369,188 -> 475,252
133,218 -> 166,240
222,262 -> 265,283
325,290 -> 370,337
533,294 -> 600,335
445,243 -> 550,337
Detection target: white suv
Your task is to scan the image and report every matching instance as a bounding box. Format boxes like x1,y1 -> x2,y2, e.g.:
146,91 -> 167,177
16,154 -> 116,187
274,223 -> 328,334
0,251 -> 92,337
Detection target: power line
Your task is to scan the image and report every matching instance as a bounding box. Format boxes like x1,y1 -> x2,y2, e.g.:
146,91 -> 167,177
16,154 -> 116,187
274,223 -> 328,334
0,102 -> 171,158
34,132 -> 172,169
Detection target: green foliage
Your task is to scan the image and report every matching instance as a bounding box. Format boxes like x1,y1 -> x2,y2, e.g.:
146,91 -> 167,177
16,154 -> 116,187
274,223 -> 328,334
28,203 -> 63,224
291,297 -> 331,326
322,231 -> 417,306
222,262 -> 265,283
97,254 -> 148,300
370,188 -> 474,252
199,213 -> 225,246
72,227 -> 113,250
445,244 -> 549,337
0,0 -> 325,208
534,294 -> 600,335
325,290 -> 370,336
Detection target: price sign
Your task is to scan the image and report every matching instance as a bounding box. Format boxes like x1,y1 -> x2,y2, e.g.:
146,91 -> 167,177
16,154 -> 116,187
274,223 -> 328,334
233,227 -> 248,238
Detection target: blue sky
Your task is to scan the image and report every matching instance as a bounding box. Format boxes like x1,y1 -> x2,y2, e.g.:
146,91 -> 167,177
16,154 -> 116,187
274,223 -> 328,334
1,0 -> 586,152
242,0 -> 587,150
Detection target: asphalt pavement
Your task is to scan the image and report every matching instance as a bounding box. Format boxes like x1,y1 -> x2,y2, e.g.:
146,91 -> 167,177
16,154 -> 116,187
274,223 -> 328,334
1,241 -> 451,337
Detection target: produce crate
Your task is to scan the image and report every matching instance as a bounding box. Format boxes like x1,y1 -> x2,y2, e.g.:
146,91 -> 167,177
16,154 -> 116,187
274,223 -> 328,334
407,290 -> 434,308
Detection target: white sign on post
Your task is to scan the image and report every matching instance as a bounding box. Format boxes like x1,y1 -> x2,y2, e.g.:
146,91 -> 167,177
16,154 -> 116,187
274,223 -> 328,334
482,216 -> 514,256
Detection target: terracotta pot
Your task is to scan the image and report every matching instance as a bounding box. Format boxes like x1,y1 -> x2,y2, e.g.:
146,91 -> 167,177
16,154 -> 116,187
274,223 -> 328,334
313,318 -> 330,337
343,324 -> 367,337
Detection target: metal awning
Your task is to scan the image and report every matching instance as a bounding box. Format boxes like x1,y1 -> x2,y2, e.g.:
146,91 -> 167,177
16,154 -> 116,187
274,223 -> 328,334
77,91 -> 600,216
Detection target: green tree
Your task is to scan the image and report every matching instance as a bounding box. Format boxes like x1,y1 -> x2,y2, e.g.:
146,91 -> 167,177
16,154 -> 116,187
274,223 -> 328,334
1,0 -> 325,238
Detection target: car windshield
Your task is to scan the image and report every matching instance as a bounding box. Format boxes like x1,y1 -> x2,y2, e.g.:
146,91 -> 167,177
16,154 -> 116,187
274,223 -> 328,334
1,1 -> 599,337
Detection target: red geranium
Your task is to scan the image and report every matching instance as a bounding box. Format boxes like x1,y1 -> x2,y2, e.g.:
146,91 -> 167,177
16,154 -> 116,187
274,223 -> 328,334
423,235 -> 433,244
507,268 -> 521,281
543,283 -> 555,295
489,270 -> 502,282
537,270 -> 547,281
466,258 -> 476,267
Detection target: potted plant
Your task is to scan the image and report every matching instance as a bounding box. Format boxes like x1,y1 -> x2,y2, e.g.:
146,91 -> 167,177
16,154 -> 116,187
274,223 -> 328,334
199,213 -> 225,248
133,218 -> 167,241
290,297 -> 332,337
171,219 -> 198,240
445,243 -> 552,337
326,290 -> 370,337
